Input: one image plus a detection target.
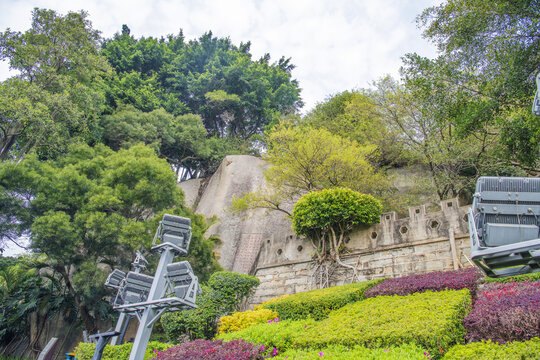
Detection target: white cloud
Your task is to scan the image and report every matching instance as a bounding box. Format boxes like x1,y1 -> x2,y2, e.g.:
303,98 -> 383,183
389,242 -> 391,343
0,0 -> 443,112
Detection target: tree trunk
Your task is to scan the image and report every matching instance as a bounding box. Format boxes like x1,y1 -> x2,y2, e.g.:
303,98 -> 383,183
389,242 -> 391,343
55,264 -> 97,333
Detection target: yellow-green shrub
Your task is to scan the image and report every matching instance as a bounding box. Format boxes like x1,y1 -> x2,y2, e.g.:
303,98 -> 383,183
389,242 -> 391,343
295,289 -> 472,359
274,343 -> 432,360
74,341 -> 172,360
254,294 -> 290,310
218,308 -> 279,334
262,279 -> 383,320
216,318 -> 318,350
443,338 -> 540,359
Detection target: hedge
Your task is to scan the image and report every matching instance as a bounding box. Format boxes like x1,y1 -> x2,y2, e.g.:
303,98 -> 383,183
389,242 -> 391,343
218,308 -> 279,334
484,272 -> 540,284
74,341 -> 172,360
443,338 -> 540,359
273,343 -> 432,359
464,280 -> 540,343
216,318 -> 318,351
295,289 -> 472,359
262,279 -> 383,320
364,268 -> 482,299
153,339 -> 263,360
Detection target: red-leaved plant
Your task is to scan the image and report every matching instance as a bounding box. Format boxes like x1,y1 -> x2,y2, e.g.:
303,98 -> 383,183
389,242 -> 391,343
364,268 -> 483,298
153,339 -> 264,360
463,280 -> 540,343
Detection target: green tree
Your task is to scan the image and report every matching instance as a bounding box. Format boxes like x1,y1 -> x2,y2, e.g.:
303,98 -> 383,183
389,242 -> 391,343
101,28 -> 302,141
292,188 -> 382,286
0,8 -> 111,161
232,122 -> 388,216
0,143 -> 220,332
303,91 -> 405,166
414,0 -> 540,171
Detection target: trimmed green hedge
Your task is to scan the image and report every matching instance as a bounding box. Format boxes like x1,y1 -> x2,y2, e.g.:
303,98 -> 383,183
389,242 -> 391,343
262,279 -> 383,320
74,341 -> 172,360
274,343 -> 431,359
484,272 -> 540,284
443,338 -> 540,359
216,318 -> 318,350
295,289 -> 471,359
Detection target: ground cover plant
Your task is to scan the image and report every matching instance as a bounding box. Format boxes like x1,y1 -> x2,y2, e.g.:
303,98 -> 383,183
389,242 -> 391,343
218,308 -> 279,334
364,268 -> 482,299
463,280 -> 540,343
262,279 -> 383,320
74,341 -> 172,360
485,272 -> 540,284
217,318 -> 318,351
443,338 -> 540,360
152,339 -> 263,360
273,343 -> 432,359
294,289 -> 471,359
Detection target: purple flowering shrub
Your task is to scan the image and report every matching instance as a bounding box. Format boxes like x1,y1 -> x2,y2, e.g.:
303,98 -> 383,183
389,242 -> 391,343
364,268 -> 483,298
153,339 -> 264,360
463,280 -> 540,343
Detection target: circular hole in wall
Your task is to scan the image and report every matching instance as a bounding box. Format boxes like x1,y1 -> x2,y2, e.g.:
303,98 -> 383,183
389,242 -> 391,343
371,231 -> 378,239
267,239 -> 270,244
415,208 -> 420,214
399,226 -> 408,234
430,220 -> 440,229
289,235 -> 294,240
297,245 -> 303,252
277,249 -> 283,255
462,214 -> 469,223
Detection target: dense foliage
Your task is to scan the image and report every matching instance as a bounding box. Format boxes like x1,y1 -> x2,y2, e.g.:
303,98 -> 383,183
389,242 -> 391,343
274,343 -> 433,360
485,272 -> 540,284
161,271 -> 260,341
217,318 -> 318,351
463,280 -> 540,343
0,256 -> 71,348
218,308 -> 278,334
0,9 -> 111,161
442,338 -> 540,360
262,279 -> 382,321
295,289 -> 471,358
74,341 -> 172,360
153,339 -> 263,360
364,268 -> 483,299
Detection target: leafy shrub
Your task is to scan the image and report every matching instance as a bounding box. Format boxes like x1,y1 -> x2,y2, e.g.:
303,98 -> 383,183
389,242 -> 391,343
153,339 -> 263,360
253,294 -> 290,310
217,318 -> 318,351
365,268 -> 482,299
218,308 -> 279,334
161,271 -> 260,341
463,280 -> 540,343
74,341 -> 172,360
485,272 -> 540,284
443,338 -> 540,359
295,290 -> 472,359
262,279 -> 383,320
274,343 -> 433,360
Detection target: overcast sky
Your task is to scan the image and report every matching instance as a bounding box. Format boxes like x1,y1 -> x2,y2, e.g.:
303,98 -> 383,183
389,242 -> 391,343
0,0 -> 443,113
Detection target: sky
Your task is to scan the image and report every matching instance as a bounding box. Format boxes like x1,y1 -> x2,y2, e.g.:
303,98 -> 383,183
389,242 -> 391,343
0,0 -> 443,113
0,0 -> 443,256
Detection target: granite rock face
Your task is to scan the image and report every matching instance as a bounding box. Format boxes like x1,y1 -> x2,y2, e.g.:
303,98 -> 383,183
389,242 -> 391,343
179,155 -> 294,273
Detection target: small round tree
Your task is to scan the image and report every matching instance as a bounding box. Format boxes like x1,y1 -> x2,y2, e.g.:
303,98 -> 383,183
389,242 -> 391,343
292,188 -> 382,286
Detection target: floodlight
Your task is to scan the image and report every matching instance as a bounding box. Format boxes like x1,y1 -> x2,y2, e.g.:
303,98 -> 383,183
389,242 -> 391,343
166,261 -> 201,304
105,269 -> 126,290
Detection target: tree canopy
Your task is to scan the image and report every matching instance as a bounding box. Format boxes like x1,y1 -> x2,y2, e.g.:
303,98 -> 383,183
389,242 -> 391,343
0,8 -> 111,161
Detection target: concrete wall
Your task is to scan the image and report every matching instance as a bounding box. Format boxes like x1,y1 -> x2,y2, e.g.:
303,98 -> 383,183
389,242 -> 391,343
251,198 -> 472,305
